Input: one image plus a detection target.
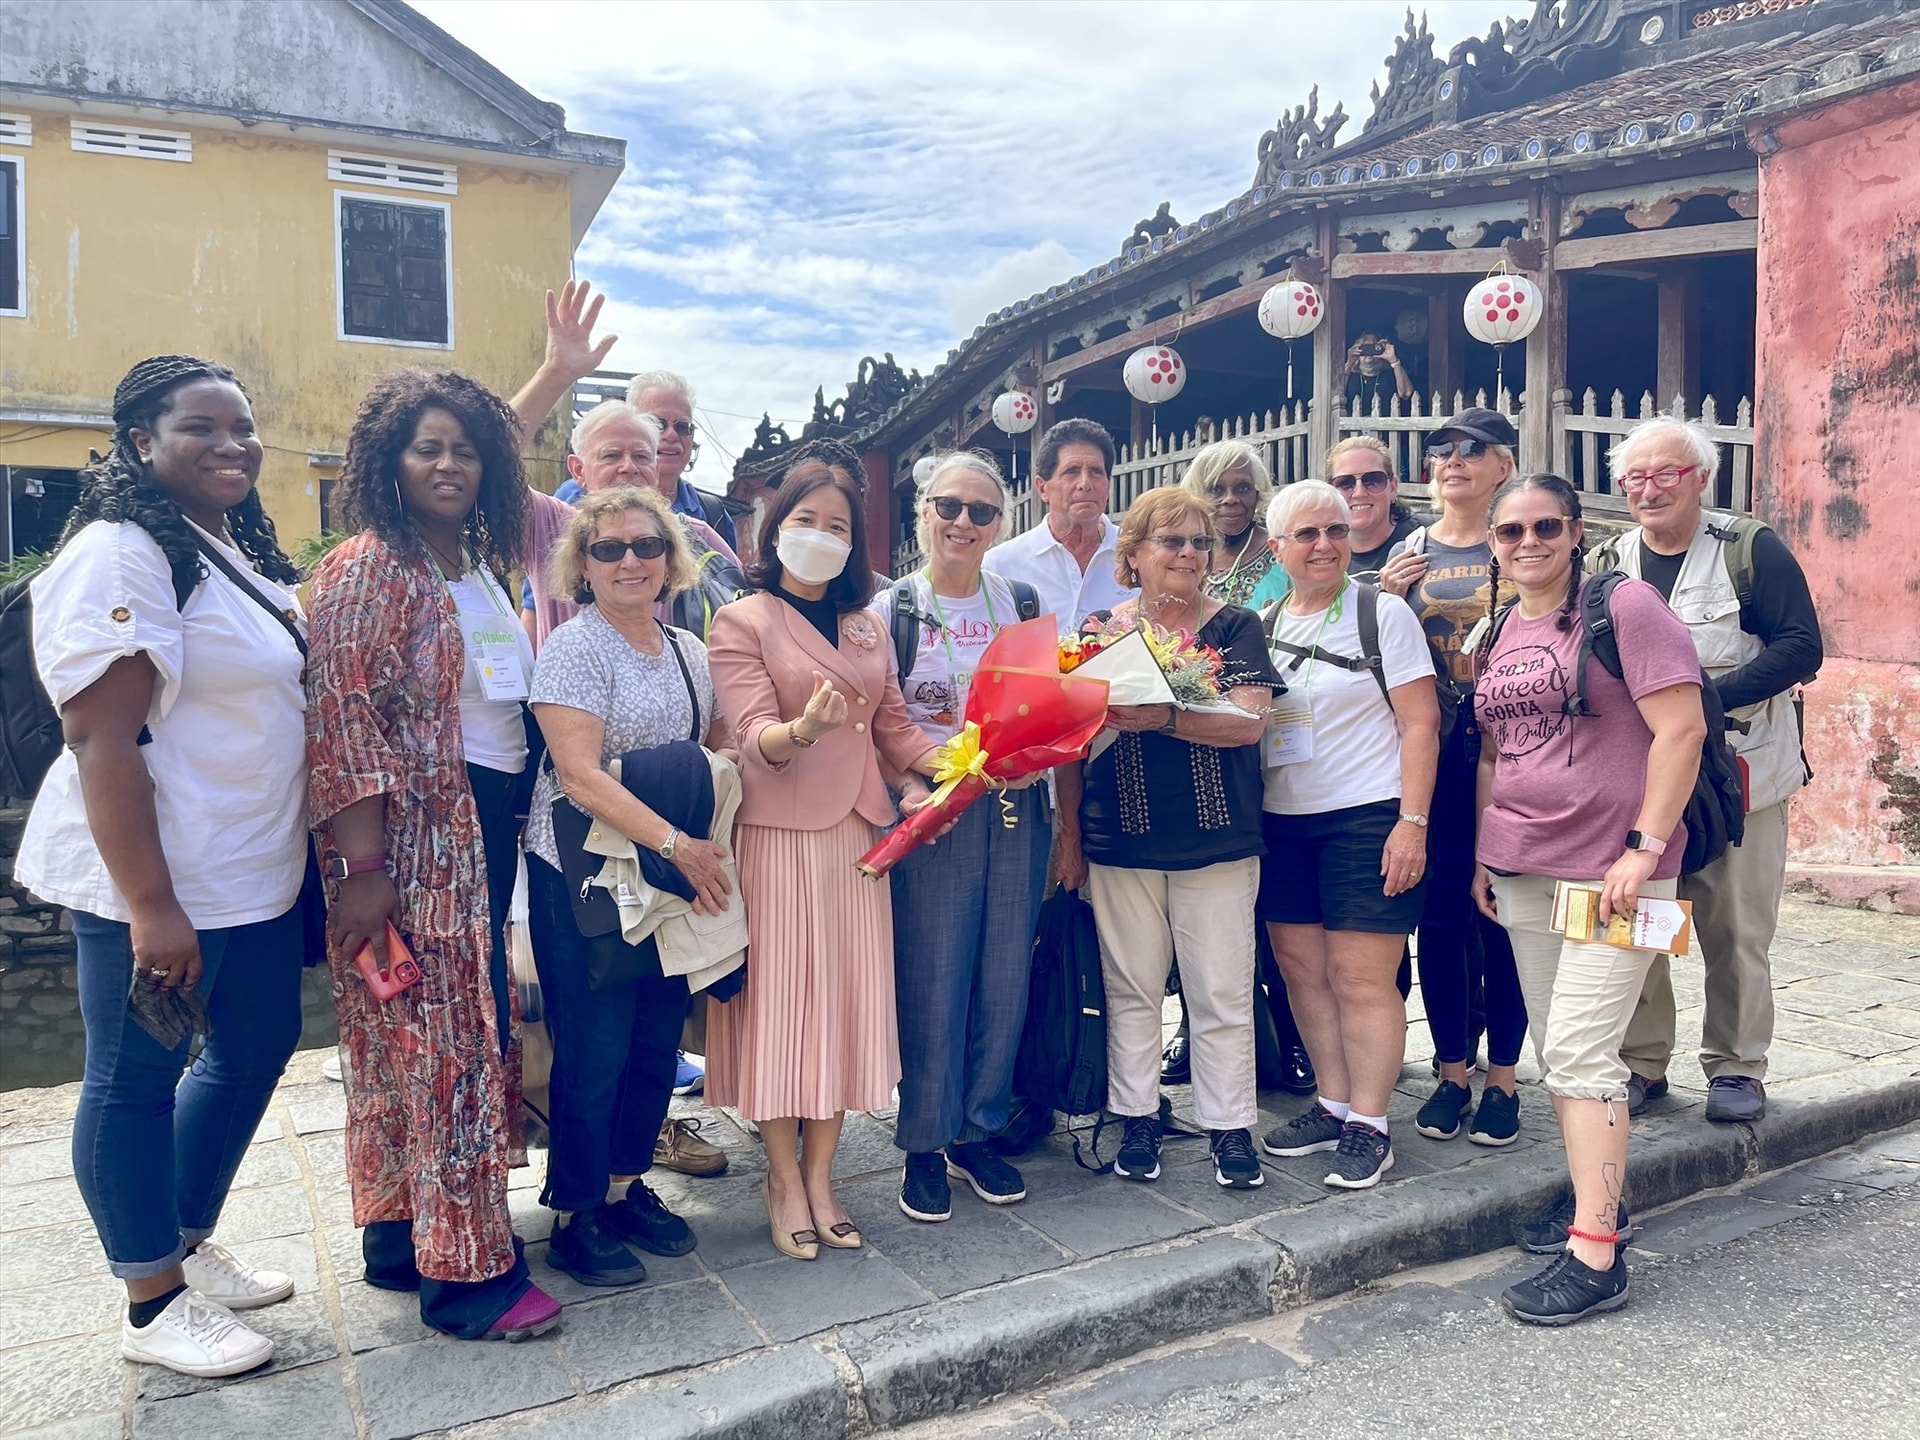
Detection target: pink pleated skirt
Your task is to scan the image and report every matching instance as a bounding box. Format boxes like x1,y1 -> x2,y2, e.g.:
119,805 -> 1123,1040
706,811 -> 901,1121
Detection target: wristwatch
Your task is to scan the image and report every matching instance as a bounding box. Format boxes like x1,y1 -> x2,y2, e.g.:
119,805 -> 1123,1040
325,854 -> 386,881
1398,813 -> 1429,828
1158,710 -> 1180,735
1624,830 -> 1668,856
660,828 -> 681,861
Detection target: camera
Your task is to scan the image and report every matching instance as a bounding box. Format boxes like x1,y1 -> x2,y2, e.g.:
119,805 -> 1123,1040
1355,342 -> 1385,358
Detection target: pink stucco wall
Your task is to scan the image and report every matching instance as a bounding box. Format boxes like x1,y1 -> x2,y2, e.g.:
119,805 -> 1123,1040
1752,76 -> 1920,871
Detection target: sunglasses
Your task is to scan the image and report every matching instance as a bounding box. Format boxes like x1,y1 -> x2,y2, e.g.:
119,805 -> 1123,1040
929,496 -> 1002,526
643,415 -> 698,439
1331,471 -> 1392,493
1425,438 -> 1491,461
1286,522 -> 1352,544
1491,518 -> 1568,544
586,536 -> 670,563
1149,533 -> 1215,553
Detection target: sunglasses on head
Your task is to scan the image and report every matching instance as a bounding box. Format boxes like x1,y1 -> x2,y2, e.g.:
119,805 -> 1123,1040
1286,522 -> 1351,545
586,536 -> 670,563
643,415 -> 697,439
1491,518 -> 1568,544
1426,437 -> 1491,461
1149,533 -> 1215,553
929,496 -> 1002,526
1331,471 -> 1392,493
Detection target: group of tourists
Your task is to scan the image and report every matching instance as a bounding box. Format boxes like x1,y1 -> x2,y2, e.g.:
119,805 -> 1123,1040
20,280 -> 1821,1379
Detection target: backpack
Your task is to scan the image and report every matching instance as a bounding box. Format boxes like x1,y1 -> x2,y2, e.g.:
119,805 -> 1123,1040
1260,581 -> 1459,746
1480,571 -> 1747,875
1588,515 -> 1764,621
666,536 -> 748,642
1014,888 -> 1108,1121
888,576 -> 1042,681
0,574 -> 67,800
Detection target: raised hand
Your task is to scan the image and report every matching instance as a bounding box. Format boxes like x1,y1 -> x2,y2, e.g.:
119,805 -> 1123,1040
795,671 -> 849,742
544,279 -> 618,383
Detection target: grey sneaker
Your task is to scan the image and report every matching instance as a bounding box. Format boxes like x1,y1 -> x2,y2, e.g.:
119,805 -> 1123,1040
1705,1075 -> 1766,1122
1626,1073 -> 1669,1116
1261,1102 -> 1345,1157
1323,1122 -> 1394,1190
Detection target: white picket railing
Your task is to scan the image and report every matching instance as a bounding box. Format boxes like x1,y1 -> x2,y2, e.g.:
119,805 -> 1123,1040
1106,404 -> 1313,519
1555,389 -> 1755,514
1335,389 -> 1521,508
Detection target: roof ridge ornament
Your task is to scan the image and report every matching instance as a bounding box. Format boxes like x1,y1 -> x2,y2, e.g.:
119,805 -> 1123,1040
1254,84 -> 1350,189
1362,9 -> 1446,133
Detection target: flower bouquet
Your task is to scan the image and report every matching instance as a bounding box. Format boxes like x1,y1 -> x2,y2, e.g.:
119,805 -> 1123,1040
854,616 -> 1113,879
1063,614 -> 1246,713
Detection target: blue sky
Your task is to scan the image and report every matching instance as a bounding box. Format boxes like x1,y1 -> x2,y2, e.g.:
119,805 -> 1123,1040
416,0 -> 1519,475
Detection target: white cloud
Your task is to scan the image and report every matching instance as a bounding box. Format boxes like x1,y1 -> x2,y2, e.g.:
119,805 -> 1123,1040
415,0 -> 1523,469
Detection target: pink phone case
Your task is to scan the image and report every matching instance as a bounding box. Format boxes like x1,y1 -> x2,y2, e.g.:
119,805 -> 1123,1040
354,923 -> 420,1001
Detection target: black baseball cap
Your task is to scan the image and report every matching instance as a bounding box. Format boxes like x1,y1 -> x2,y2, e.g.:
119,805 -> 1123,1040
1431,407 -> 1518,449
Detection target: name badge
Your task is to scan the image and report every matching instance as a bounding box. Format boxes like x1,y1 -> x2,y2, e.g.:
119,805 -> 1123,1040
467,622 -> 529,702
1264,702 -> 1314,767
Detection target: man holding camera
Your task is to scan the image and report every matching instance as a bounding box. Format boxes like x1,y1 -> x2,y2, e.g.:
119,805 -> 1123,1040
1343,333 -> 1414,411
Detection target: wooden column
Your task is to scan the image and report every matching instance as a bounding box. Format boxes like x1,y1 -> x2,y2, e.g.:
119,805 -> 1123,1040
1522,190 -> 1564,472
1309,214 -> 1345,462
1028,336 -> 1051,484
1427,285 -> 1458,407
1656,266 -> 1701,414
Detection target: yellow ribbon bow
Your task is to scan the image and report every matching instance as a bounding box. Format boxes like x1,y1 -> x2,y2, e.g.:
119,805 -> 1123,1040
927,720 -> 1019,829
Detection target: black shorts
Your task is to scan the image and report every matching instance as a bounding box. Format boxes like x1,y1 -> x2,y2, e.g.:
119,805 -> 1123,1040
1257,800 -> 1426,934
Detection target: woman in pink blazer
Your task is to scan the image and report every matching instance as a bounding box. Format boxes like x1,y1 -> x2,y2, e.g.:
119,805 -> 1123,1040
706,441 -> 940,1260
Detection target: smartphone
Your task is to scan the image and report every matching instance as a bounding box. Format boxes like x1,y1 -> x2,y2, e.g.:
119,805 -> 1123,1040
1356,342 -> 1384,357
354,922 -> 421,1001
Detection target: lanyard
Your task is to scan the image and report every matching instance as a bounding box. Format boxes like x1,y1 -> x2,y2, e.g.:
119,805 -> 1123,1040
923,571 -> 1000,676
1210,529 -> 1264,596
1281,576 -> 1347,698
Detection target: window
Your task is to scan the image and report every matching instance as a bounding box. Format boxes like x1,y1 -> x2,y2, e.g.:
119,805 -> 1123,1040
0,156 -> 21,316
70,122 -> 191,161
335,192 -> 451,347
326,149 -> 457,195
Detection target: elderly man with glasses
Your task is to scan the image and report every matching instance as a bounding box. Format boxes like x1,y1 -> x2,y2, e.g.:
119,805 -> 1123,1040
1594,416 -> 1823,1123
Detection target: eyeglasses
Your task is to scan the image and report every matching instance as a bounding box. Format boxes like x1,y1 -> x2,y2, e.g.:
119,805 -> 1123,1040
643,415 -> 697,439
929,496 -> 1002,526
586,536 -> 670,563
1426,437 -> 1491,460
1149,533 -> 1215,553
1286,523 -> 1352,545
1330,471 -> 1392,493
1491,518 -> 1568,544
1620,465 -> 1698,492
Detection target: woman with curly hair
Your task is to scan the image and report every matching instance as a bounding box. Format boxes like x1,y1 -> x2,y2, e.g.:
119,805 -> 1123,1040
18,356 -> 307,1377
305,368 -> 560,1341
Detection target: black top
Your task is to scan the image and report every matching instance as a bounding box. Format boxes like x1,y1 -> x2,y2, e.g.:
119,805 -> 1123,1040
1348,513 -> 1422,578
1077,605 -> 1280,872
1635,528 -> 1822,710
775,584 -> 842,649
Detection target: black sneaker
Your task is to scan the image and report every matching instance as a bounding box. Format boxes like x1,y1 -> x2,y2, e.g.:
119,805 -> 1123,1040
1502,1248 -> 1630,1326
1113,1113 -> 1162,1181
1468,1084 -> 1521,1147
605,1180 -> 697,1257
1518,1194 -> 1634,1254
947,1141 -> 1027,1204
546,1206 -> 648,1287
1261,1102 -> 1345,1157
1210,1128 -> 1265,1189
1160,1034 -> 1192,1085
1415,1080 -> 1474,1140
1626,1072 -> 1669,1116
1323,1122 -> 1394,1190
1705,1075 -> 1766,1123
899,1151 -> 952,1222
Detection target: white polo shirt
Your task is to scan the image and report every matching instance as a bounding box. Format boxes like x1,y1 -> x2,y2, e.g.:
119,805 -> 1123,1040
983,516 -> 1137,637
18,520 -> 309,928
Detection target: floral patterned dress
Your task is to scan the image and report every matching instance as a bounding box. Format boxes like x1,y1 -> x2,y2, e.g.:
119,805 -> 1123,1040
1204,527 -> 1277,608
305,532 -> 521,1285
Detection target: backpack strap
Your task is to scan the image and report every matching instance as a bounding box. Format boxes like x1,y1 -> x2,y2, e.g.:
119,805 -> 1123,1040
889,579 -> 921,682
193,536 -> 307,660
1705,515 -> 1764,618
1009,579 -> 1042,623
1352,581 -> 1392,709
1261,588 -> 1388,691
1571,571 -> 1629,718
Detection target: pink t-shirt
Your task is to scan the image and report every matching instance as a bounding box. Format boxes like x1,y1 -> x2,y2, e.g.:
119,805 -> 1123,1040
1474,576 -> 1702,881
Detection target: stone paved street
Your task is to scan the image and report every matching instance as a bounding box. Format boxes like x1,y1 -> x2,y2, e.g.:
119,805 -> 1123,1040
2,899 -> 1918,1439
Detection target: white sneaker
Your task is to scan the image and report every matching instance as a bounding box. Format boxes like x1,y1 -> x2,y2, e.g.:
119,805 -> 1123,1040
122,1290 -> 274,1377
322,1050 -> 344,1083
182,1240 -> 295,1310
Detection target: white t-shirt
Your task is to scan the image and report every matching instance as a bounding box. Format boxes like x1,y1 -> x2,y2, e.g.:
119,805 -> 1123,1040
445,566 -> 534,774
18,520 -> 309,927
983,517 -> 1137,638
868,572 -> 1020,743
1260,584 -> 1433,816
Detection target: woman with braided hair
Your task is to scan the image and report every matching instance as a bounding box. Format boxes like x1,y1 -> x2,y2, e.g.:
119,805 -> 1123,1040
19,356 -> 308,1377
1468,472 -> 1704,1326
305,368 -> 561,1341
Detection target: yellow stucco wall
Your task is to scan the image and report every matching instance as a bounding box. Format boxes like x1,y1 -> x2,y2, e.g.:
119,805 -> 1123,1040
0,109 -> 578,541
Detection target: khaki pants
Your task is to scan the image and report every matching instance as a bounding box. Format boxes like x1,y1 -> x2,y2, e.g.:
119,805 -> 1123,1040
1621,800 -> 1788,1083
1495,872 -> 1678,1103
1084,857 -> 1260,1131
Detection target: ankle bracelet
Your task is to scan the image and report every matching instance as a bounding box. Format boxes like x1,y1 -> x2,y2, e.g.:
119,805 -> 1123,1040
1566,1226 -> 1619,1245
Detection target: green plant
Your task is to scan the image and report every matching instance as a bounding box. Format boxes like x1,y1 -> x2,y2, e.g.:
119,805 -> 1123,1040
292,531 -> 349,573
0,550 -> 50,589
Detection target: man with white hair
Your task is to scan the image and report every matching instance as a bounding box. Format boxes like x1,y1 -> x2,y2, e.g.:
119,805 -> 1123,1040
626,370 -> 737,552
1594,415 -> 1822,1124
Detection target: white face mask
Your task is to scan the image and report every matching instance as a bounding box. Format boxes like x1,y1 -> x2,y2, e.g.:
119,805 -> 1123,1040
776,526 -> 852,586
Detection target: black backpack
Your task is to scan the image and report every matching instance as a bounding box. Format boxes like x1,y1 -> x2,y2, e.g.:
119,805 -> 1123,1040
1482,572 -> 1746,875
0,574 -> 67,801
889,577 -> 1042,681
1014,888 -> 1108,1120
1261,581 -> 1459,746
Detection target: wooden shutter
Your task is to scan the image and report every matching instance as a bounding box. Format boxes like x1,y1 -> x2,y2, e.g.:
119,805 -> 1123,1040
339,196 -> 447,344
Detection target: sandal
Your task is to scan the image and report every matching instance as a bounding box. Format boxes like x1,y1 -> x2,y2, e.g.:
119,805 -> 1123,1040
763,1177 -> 819,1261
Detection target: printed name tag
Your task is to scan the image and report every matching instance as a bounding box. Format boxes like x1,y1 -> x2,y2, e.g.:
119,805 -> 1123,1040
467,622 -> 530,702
1264,702 -> 1314,767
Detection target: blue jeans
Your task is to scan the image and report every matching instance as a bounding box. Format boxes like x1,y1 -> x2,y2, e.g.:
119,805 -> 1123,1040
71,904 -> 304,1279
889,784 -> 1051,1154
526,854 -> 687,1213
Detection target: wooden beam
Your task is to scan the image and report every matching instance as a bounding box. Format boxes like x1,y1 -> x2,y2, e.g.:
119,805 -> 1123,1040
1334,248 -> 1504,279
1522,190 -> 1563,473
1310,214 -> 1343,462
1040,275 -> 1271,383
1552,220 -> 1756,272
1656,268 -> 1700,411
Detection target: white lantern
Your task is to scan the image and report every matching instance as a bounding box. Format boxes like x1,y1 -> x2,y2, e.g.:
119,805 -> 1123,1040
1464,275 -> 1542,346
911,455 -> 938,485
991,390 -> 1038,434
1122,345 -> 1186,404
1257,280 -> 1324,340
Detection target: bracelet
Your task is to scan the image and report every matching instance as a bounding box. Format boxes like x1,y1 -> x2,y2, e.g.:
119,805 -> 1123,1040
788,720 -> 816,749
1158,710 -> 1179,735
1398,813 -> 1429,828
1566,1226 -> 1619,1245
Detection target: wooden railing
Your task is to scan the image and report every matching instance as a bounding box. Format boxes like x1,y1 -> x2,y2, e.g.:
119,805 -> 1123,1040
1555,389 -> 1755,514
1106,404 -> 1313,519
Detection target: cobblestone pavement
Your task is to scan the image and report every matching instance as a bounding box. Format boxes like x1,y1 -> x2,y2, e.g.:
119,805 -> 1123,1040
2,900 -> 1917,1438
